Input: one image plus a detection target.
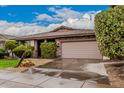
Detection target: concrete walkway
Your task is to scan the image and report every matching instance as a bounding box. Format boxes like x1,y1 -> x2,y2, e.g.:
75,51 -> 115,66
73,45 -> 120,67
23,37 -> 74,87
0,69 -> 109,88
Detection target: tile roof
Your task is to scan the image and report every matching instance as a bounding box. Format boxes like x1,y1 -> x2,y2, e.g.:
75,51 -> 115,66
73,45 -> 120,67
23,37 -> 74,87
15,26 -> 95,40
0,34 -> 16,42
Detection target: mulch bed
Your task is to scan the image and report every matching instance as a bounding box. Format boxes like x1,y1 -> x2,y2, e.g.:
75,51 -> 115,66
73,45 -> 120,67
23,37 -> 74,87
104,61 -> 124,88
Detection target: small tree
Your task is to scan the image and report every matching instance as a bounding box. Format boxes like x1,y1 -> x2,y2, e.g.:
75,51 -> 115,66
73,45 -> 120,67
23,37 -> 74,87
15,49 -> 32,67
13,44 -> 34,67
12,44 -> 33,58
95,5 -> 124,59
5,40 -> 17,52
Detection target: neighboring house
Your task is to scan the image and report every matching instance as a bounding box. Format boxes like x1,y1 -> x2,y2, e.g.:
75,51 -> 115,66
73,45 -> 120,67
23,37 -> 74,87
0,34 -> 15,48
16,26 -> 102,59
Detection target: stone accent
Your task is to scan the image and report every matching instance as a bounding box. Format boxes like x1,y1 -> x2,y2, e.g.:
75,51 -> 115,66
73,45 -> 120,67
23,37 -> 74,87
56,39 -> 62,57
103,56 -> 110,61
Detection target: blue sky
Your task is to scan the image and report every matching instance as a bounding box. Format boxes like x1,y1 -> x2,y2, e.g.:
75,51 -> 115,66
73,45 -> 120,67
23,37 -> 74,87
0,5 -> 109,36
0,5 -> 109,24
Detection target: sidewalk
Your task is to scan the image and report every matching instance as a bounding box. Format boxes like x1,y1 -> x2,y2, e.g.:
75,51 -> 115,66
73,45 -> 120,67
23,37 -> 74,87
0,70 -> 109,88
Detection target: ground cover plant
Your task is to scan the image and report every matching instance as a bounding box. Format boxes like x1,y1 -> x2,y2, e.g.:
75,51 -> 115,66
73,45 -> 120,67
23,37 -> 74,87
0,59 -> 19,68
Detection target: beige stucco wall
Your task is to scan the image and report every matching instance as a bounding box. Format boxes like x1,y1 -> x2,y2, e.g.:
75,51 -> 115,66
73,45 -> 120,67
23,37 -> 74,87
25,40 -> 35,47
30,40 -> 35,47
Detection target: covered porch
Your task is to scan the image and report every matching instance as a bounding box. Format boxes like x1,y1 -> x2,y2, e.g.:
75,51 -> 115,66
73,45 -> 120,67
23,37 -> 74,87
26,39 -> 56,58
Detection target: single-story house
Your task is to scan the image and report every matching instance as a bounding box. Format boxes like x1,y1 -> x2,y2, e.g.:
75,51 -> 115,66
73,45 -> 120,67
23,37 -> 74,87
0,34 -> 15,48
15,26 -> 103,59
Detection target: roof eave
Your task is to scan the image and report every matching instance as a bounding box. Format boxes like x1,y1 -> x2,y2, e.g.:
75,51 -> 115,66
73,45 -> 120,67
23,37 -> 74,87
16,33 -> 95,41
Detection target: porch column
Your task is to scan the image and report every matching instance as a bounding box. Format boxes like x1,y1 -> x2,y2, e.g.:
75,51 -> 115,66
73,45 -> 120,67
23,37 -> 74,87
33,40 -> 38,58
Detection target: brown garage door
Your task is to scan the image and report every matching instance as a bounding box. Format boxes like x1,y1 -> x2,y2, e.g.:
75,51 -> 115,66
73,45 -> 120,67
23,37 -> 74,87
62,41 -> 102,59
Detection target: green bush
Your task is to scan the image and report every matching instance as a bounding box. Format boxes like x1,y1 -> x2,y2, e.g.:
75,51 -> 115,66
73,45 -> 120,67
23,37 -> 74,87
5,40 -> 18,51
95,5 -> 124,59
25,49 -> 33,58
26,45 -> 34,51
40,42 -> 57,58
12,45 -> 33,58
0,48 -> 5,58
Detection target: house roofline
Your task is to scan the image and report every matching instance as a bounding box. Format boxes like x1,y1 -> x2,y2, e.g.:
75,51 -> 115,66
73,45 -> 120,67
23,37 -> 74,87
15,26 -> 95,41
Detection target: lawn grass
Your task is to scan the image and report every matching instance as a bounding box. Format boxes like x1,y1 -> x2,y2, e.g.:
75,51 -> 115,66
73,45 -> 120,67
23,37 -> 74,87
0,59 -> 19,68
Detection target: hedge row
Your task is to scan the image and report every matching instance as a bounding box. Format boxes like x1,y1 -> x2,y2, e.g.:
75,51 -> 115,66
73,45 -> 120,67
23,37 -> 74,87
95,5 -> 124,59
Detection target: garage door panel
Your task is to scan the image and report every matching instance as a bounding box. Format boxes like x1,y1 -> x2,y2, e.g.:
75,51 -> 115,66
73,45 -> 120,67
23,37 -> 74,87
62,41 -> 102,59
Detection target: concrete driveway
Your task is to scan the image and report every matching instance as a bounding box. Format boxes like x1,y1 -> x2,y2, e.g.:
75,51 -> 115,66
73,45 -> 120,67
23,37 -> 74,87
0,59 -> 111,88
0,69 -> 110,88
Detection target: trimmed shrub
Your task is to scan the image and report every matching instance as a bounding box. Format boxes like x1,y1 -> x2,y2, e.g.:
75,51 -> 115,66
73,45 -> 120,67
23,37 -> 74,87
25,49 -> 33,58
12,45 -> 33,58
0,48 -> 5,58
12,45 -> 26,58
5,40 -> 18,51
40,42 -> 57,58
95,5 -> 124,59
26,45 -> 34,51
